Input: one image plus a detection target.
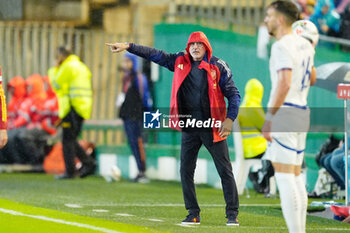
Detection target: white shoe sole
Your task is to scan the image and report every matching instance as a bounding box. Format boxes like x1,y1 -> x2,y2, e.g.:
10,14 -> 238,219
226,223 -> 239,226
181,222 -> 200,225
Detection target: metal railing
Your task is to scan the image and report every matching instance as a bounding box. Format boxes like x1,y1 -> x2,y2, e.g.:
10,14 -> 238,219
319,34 -> 350,47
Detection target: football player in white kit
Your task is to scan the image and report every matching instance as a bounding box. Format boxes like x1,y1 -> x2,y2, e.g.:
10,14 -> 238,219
262,1 -> 319,233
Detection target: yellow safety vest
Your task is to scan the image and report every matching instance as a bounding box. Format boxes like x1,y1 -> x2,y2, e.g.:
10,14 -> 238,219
238,79 -> 267,159
49,55 -> 92,119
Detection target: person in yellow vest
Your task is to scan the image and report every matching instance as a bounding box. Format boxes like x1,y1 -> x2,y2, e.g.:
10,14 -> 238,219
49,46 -> 95,179
238,78 -> 274,194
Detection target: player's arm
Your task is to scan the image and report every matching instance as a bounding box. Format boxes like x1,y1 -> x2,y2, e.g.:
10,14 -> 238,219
268,69 -> 292,114
310,66 -> 316,86
262,69 -> 292,142
105,42 -> 177,71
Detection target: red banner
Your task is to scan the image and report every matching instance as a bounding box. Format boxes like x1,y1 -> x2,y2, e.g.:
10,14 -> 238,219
337,84 -> 350,99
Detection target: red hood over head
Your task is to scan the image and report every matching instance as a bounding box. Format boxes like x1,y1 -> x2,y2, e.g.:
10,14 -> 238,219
185,31 -> 212,61
26,73 -> 47,100
8,76 -> 26,98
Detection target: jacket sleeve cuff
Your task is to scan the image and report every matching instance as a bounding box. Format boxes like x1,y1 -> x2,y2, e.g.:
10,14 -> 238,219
227,115 -> 236,121
127,43 -> 134,52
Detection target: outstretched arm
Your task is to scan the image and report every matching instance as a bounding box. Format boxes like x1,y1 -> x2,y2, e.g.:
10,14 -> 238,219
105,42 -> 129,53
106,42 -> 179,71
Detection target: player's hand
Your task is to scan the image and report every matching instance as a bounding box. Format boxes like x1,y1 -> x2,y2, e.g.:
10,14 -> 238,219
219,118 -> 233,138
262,120 -> 272,142
105,42 -> 129,53
0,129 -> 8,148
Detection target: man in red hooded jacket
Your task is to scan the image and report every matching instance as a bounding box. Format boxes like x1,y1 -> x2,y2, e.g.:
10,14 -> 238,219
106,31 -> 240,226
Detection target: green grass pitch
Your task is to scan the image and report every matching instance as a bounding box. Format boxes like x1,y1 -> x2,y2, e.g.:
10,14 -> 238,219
0,173 -> 349,233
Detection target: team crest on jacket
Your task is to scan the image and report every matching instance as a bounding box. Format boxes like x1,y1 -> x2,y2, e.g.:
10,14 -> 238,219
211,69 -> 217,89
211,69 -> 216,79
177,64 -> 183,70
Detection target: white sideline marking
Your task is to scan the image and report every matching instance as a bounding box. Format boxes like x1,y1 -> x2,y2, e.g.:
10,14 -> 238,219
81,203 -> 281,207
115,213 -> 134,217
2,207 -> 348,232
175,223 -> 196,228
92,209 -> 110,213
197,225 -> 350,231
147,219 -> 163,222
0,208 -> 121,233
65,204 -> 83,208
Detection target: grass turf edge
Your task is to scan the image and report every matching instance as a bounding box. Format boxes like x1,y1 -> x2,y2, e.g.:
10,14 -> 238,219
0,198 -> 169,233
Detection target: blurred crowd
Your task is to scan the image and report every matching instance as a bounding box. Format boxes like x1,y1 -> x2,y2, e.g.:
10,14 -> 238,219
296,0 -> 350,40
0,74 -> 59,164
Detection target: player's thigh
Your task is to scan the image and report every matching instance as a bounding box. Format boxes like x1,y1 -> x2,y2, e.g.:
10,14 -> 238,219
293,132 -> 307,175
267,133 -> 300,173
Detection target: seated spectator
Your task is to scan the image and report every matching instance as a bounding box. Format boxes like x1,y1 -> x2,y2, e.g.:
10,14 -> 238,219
16,74 -> 59,163
320,147 -> 345,190
315,134 -> 342,166
237,78 -> 274,194
14,74 -> 47,129
310,0 -> 341,36
15,75 -> 60,164
0,74 -> 53,164
320,136 -> 350,191
7,76 -> 26,130
309,134 -> 343,197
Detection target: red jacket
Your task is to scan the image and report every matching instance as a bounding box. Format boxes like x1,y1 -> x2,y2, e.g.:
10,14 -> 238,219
170,32 -> 230,142
128,31 -> 240,142
0,66 -> 7,129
